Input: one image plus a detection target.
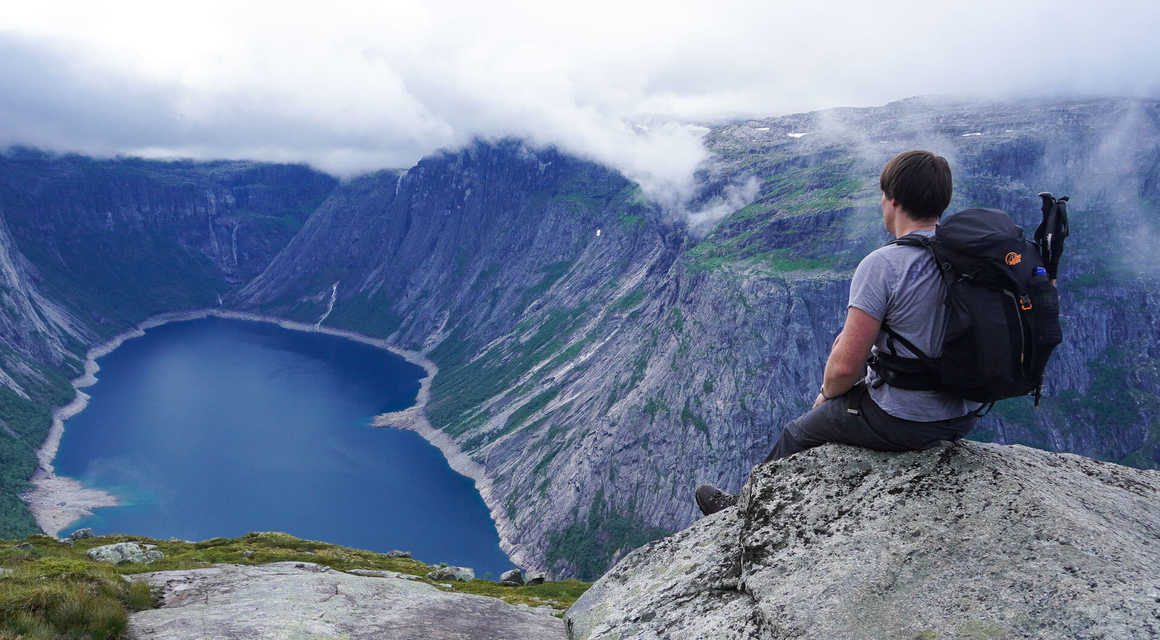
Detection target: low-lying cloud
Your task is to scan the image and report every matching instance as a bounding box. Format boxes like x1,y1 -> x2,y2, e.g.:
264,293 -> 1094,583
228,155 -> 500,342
2,1 -> 1157,217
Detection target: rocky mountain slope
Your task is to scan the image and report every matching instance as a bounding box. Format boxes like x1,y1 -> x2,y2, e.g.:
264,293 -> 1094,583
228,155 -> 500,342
2,98 -> 1158,580
566,441 -> 1160,639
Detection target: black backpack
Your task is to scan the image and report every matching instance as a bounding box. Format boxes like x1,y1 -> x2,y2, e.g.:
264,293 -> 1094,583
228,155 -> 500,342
867,208 -> 1063,406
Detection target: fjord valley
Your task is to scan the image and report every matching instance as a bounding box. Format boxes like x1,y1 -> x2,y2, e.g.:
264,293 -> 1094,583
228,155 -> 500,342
1,97 -> 1158,584
49,317 -> 512,577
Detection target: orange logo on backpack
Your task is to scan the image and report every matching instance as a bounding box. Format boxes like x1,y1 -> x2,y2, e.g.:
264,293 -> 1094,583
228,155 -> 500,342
1005,252 -> 1022,266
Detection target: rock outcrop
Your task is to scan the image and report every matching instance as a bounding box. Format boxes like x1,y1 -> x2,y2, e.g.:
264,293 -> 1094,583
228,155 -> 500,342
499,569 -> 525,586
567,441 -> 1160,639
127,561 -> 564,640
426,564 -> 476,582
67,527 -> 93,540
87,542 -> 165,565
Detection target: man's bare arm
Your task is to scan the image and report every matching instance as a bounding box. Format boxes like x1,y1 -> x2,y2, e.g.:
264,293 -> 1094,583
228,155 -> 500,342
814,307 -> 881,407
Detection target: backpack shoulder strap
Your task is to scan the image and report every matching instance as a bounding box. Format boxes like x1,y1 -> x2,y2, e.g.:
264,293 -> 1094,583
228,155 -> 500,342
875,232 -> 941,364
887,233 -> 933,249
881,323 -> 934,362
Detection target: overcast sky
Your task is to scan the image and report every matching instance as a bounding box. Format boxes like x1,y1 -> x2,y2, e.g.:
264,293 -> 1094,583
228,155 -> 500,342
2,0 -> 1158,205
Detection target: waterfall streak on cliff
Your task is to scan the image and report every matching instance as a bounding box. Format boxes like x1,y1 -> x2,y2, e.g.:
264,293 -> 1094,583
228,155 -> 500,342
316,282 -> 339,328
231,225 -> 239,266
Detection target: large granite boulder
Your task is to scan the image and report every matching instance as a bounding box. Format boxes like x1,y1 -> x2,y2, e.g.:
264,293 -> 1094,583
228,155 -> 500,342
68,527 -> 94,541
127,562 -> 564,639
499,569 -> 525,586
567,441 -> 1160,639
87,542 -> 164,565
426,565 -> 475,582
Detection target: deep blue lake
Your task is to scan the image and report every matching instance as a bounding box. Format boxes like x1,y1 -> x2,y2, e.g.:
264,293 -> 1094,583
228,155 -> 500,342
54,317 -> 513,577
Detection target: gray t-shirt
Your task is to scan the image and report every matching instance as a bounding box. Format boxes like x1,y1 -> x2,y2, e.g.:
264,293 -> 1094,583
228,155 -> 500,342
849,229 -> 980,421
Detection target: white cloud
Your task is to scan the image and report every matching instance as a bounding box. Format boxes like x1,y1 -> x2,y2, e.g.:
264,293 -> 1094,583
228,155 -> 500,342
1,0 -> 1158,213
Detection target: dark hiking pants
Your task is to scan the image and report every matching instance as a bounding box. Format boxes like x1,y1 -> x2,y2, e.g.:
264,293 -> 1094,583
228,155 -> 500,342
765,384 -> 977,462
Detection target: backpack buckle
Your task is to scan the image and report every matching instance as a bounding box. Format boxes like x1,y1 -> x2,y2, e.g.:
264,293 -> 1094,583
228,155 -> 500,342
1020,295 -> 1033,311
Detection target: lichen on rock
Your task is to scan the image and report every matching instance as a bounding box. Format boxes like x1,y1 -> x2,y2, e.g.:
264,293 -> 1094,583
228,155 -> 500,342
86,542 -> 165,565
427,565 -> 476,582
567,441 -> 1160,639
128,561 -> 564,639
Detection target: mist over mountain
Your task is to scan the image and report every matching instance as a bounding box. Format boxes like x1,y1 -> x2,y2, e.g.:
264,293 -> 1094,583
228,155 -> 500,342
3,1 -> 1158,214
1,96 -> 1157,580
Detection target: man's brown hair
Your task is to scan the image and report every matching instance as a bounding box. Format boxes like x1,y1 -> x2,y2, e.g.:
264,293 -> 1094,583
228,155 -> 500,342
879,150 -> 952,220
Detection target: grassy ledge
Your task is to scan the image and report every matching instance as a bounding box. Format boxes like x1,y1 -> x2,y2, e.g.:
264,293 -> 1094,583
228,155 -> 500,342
0,532 -> 590,639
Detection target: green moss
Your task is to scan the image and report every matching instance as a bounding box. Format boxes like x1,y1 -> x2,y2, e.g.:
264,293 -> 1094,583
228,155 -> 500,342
642,397 -> 668,422
617,214 -> 647,232
746,248 -> 838,273
428,304 -> 591,434
686,240 -> 731,273
325,290 -> 403,337
552,192 -> 601,212
0,365 -> 78,539
532,440 -> 568,477
782,176 -> 862,213
517,261 -> 573,311
544,337 -> 593,372
610,289 -> 646,312
729,202 -> 774,223
955,620 -> 1008,639
681,400 -> 709,437
625,345 -> 652,392
503,388 -> 561,434
985,344 -> 1160,468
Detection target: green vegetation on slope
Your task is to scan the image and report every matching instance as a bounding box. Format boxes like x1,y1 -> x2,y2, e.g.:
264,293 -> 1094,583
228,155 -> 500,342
0,532 -> 591,638
325,290 -> 404,337
545,488 -> 669,582
427,303 -> 590,435
0,364 -> 78,539
986,345 -> 1160,469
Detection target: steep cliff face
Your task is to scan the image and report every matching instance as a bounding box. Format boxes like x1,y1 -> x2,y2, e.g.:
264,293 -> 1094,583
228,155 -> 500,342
236,141 -> 668,345
0,209 -> 90,377
0,149 -> 336,332
237,99 -> 1160,579
0,208 -> 89,536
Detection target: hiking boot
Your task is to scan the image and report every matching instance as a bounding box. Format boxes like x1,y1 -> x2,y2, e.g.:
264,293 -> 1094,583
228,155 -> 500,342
695,484 -> 737,516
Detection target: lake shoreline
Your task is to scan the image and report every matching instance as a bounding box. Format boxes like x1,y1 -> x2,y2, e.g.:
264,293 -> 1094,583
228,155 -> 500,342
22,309 -> 527,573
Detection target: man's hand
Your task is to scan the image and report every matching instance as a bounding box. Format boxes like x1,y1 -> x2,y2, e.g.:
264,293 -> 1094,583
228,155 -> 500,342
812,392 -> 826,409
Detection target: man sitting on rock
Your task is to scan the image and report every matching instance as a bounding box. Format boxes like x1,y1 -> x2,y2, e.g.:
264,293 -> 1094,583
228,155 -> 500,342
697,150 -> 981,516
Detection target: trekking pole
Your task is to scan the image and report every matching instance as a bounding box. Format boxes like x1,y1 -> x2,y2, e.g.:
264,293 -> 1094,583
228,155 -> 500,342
1036,193 -> 1070,285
